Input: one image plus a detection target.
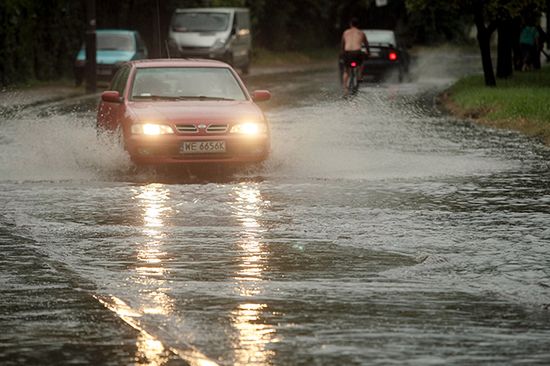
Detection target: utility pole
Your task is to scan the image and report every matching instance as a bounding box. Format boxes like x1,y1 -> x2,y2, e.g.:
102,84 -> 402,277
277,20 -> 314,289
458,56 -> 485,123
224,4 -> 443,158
85,0 -> 97,93
152,0 -> 161,58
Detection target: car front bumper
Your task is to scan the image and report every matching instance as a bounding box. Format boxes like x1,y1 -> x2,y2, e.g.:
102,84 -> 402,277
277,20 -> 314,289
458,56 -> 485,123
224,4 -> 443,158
125,134 -> 270,165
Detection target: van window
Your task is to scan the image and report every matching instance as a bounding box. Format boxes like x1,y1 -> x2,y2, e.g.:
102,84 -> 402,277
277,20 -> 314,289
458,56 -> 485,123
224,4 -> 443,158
172,12 -> 230,32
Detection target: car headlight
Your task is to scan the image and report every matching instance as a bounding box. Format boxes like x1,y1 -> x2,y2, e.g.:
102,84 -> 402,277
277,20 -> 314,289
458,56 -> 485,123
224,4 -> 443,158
212,38 -> 226,50
230,122 -> 267,135
131,123 -> 174,135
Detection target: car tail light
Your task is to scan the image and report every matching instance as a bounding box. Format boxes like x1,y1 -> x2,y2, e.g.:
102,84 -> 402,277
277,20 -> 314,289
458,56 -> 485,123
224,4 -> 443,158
389,52 -> 398,61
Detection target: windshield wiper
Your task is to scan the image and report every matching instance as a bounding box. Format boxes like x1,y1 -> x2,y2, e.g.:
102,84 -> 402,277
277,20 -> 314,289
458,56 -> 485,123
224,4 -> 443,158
133,95 -> 180,100
175,96 -> 236,101
133,95 -> 236,101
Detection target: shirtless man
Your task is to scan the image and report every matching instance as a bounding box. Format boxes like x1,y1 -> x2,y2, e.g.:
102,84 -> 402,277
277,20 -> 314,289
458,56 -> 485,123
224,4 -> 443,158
341,17 -> 368,93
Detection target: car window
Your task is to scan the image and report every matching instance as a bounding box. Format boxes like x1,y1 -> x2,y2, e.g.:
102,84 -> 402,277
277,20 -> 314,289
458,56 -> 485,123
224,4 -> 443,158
111,66 -> 131,95
97,32 -> 135,51
364,31 -> 396,46
130,67 -> 247,101
172,12 -> 230,32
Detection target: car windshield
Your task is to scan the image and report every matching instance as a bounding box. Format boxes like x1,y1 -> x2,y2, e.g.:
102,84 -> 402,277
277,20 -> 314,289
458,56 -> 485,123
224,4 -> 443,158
97,33 -> 134,51
172,12 -> 230,32
364,31 -> 396,46
131,67 -> 247,101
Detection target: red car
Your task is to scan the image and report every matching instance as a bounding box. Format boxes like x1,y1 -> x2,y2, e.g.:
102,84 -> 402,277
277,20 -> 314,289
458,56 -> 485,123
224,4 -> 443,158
97,59 -> 271,166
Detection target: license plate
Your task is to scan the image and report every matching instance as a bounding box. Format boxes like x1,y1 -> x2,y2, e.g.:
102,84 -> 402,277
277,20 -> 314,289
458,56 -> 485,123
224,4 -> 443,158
180,141 -> 226,154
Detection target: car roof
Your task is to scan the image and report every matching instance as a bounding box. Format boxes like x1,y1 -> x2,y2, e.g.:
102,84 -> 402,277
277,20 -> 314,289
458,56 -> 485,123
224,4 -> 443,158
362,29 -> 395,35
130,58 -> 231,68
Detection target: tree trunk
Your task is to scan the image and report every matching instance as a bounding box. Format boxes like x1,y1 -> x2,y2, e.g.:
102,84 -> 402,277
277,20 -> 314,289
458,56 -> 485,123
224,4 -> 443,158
497,19 -> 513,79
474,4 -> 496,87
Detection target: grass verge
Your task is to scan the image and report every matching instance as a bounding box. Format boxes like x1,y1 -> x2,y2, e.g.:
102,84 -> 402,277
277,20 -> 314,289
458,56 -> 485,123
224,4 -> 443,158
441,65 -> 550,145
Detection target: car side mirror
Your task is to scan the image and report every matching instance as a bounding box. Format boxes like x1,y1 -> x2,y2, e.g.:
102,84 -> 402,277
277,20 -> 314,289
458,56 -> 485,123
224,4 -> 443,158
101,90 -> 122,103
252,90 -> 271,102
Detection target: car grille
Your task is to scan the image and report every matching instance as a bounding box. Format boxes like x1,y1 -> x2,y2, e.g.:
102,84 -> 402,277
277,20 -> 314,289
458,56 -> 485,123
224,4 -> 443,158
207,124 -> 228,133
176,125 -> 198,133
175,124 -> 229,134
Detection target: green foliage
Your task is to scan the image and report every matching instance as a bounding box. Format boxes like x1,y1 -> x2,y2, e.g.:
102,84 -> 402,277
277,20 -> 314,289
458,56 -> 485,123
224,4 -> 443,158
2,0 -> 548,86
450,67 -> 550,124
0,0 -> 84,86
406,0 -> 470,43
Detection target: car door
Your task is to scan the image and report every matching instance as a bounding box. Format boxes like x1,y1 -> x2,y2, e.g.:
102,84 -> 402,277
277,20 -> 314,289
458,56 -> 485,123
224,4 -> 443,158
97,65 -> 131,131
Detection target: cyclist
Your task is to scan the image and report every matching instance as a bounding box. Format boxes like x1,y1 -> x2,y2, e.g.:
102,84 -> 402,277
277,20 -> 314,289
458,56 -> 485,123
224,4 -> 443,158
341,17 -> 369,94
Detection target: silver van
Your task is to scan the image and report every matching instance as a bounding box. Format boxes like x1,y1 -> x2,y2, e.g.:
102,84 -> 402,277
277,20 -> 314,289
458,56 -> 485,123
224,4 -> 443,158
168,8 -> 252,73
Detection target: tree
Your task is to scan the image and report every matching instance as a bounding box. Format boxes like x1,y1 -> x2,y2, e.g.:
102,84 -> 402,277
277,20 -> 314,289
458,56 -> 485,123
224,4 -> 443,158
407,0 -> 546,87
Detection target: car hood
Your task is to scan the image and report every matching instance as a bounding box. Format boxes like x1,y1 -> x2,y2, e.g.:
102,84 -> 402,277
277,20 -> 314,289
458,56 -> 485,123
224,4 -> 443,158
76,50 -> 136,64
128,101 -> 265,125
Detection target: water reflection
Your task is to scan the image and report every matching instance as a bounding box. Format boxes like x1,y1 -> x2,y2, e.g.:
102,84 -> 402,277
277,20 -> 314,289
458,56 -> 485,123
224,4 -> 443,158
133,184 -> 174,364
230,184 -> 277,365
136,332 -> 171,366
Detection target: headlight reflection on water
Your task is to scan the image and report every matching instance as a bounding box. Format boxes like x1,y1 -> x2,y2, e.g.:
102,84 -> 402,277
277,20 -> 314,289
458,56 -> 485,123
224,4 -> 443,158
132,184 -> 176,364
230,184 -> 278,365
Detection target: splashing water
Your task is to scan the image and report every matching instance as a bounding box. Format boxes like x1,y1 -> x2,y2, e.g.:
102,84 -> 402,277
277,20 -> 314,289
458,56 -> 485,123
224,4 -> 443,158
0,113 -> 132,182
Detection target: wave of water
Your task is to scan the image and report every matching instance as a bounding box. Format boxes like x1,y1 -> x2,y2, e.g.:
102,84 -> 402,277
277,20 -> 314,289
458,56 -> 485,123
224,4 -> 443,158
0,113 -> 131,182
265,89 -> 516,181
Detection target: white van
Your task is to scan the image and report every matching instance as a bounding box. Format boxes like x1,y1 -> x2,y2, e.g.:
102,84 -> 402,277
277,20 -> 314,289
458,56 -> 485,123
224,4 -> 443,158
168,8 -> 252,73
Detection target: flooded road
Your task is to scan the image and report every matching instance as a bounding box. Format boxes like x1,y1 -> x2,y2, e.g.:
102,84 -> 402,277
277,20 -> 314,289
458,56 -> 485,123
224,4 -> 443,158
1,55 -> 550,365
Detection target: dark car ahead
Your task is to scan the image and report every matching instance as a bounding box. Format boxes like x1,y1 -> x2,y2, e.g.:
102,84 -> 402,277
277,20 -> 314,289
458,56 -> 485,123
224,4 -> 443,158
361,29 -> 410,82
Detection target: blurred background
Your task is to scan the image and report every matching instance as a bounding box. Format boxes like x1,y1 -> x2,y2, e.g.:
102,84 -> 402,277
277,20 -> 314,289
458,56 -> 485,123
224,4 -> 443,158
0,0 -> 477,86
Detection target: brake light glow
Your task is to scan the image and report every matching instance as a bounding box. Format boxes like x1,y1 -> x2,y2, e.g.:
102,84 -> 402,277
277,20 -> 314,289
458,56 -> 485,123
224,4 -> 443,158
389,52 -> 398,61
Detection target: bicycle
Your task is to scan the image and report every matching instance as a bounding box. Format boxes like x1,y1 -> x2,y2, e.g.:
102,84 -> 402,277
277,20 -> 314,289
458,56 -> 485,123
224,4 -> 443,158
346,60 -> 360,95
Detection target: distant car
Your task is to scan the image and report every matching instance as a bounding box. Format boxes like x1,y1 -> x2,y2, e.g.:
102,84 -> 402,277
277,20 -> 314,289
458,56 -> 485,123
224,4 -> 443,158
167,8 -> 252,73
96,59 -> 271,167
361,29 -> 410,82
74,29 -> 148,85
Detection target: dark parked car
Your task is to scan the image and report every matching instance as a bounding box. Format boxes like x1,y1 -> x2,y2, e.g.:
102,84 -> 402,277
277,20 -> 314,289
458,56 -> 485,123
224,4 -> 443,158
361,29 -> 410,82
74,29 -> 148,85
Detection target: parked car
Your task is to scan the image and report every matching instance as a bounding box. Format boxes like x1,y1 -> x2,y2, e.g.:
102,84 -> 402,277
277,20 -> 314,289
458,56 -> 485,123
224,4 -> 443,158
96,59 -> 271,167
74,29 -> 148,85
361,29 -> 410,82
167,8 -> 252,73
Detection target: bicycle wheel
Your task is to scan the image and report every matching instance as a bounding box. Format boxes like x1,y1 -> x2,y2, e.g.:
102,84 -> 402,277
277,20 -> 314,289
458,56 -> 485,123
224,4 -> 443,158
348,67 -> 358,94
